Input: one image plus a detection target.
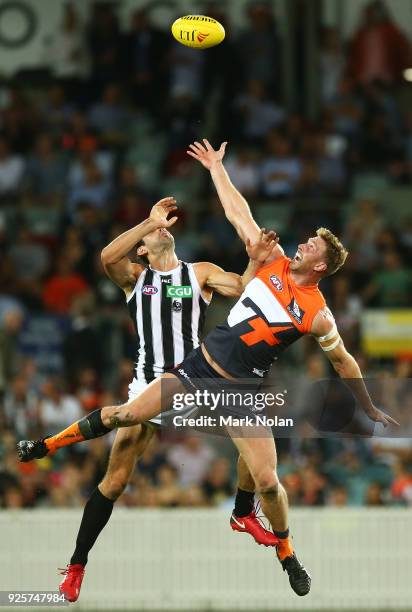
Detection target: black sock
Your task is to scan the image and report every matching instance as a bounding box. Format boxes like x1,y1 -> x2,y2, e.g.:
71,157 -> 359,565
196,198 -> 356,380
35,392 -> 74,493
273,527 -> 289,540
70,487 -> 114,566
78,409 -> 112,440
234,488 -> 255,517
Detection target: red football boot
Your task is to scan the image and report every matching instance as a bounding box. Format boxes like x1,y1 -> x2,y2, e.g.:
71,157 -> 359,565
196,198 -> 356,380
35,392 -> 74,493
230,511 -> 280,546
59,564 -> 85,602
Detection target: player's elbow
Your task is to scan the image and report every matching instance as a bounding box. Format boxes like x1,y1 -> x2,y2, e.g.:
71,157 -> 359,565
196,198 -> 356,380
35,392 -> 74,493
101,247 -> 114,266
222,276 -> 243,298
233,275 -> 244,296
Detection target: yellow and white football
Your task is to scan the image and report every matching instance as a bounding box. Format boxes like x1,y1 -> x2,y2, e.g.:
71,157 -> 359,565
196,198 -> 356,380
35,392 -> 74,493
171,15 -> 225,49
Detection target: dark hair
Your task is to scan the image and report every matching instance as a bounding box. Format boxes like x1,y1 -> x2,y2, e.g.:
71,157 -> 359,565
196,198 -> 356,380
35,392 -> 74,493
136,239 -> 149,267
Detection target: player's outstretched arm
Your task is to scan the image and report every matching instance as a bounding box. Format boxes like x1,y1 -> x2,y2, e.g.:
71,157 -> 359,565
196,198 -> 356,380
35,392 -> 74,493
311,308 -> 400,428
187,139 -> 284,259
101,197 -> 178,294
187,139 -> 259,243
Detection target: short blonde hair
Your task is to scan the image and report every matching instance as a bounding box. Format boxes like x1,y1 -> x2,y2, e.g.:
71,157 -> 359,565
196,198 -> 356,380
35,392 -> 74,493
316,227 -> 348,276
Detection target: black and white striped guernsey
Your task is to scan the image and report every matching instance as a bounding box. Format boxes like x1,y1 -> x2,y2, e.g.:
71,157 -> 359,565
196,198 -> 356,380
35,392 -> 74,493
126,261 -> 208,383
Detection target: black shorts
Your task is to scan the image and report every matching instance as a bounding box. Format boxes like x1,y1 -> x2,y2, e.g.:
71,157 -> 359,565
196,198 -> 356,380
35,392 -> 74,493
169,346 -> 264,420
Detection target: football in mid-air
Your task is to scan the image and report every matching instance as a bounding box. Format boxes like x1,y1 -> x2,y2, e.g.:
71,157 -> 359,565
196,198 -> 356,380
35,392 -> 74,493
171,15 -> 225,49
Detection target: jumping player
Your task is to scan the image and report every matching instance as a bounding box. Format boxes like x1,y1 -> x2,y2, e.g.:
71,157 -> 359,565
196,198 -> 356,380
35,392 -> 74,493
17,144 -> 398,597
49,197 -> 279,602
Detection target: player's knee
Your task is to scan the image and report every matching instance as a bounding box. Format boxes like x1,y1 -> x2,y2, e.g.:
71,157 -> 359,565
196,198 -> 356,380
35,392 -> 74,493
101,470 -> 131,500
255,470 -> 279,496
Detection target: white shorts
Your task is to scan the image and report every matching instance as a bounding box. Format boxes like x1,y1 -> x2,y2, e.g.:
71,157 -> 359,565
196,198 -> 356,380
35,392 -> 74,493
127,377 -> 198,427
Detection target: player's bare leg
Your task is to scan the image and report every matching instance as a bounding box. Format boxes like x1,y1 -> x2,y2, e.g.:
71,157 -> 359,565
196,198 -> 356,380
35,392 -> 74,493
231,455 -> 279,546
59,423 -> 155,602
17,374 -> 182,460
230,431 -> 311,596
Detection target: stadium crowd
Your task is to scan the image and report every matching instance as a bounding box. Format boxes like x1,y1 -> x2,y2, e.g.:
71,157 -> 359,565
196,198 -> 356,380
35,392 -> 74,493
0,0 -> 412,510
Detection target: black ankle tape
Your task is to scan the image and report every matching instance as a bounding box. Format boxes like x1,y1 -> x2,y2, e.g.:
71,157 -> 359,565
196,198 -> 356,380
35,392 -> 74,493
234,488 -> 255,517
78,409 -> 111,440
274,528 -> 289,539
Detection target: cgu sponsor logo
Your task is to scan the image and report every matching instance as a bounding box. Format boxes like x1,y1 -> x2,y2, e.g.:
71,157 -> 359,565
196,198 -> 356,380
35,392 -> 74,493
142,285 -> 158,295
167,285 -> 193,298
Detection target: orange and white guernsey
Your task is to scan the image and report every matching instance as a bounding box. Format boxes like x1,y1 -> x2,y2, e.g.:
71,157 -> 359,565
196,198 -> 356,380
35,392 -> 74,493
204,255 -> 326,378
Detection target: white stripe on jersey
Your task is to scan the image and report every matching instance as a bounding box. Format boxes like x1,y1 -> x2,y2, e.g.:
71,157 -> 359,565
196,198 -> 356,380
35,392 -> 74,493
134,270 -> 147,380
172,265 -> 185,365
151,271 -> 164,373
188,263 -> 200,348
227,277 -> 293,327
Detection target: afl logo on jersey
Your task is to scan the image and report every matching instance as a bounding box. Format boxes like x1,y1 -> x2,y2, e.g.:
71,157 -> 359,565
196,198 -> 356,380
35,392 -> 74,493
142,285 -> 158,295
269,275 -> 283,291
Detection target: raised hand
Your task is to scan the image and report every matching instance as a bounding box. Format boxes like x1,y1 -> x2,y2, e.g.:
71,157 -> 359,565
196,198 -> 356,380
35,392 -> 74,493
149,197 -> 178,228
364,404 -> 400,428
187,138 -> 227,170
246,229 -> 279,263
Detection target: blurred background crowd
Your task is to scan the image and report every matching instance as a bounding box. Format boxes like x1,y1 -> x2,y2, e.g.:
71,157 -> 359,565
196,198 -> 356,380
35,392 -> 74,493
0,0 -> 412,511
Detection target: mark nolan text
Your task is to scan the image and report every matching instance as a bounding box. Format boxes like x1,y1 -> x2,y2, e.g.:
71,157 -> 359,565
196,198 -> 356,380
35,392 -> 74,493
173,415 -> 294,427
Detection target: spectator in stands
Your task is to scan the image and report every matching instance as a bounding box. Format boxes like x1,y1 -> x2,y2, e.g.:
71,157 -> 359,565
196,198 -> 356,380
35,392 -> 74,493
319,26 -> 346,104
169,44 -> 205,101
87,3 -> 123,89
25,134 -> 68,200
237,1 -> 281,95
62,111 -> 99,156
123,8 -> 170,109
348,0 -> 412,85
63,292 -> 102,386
115,192 -> 150,228
39,85 -> 75,138
199,196 -> 241,273
88,84 -> 130,146
49,460 -> 85,507
68,160 -> 112,216
300,466 -> 327,506
0,136 -> 25,199
366,482 -> 386,505
3,375 -> 39,439
233,80 -> 285,145
259,131 -> 301,198
361,111 -> 403,169
3,485 -> 24,508
167,436 -> 215,488
328,77 -> 364,141
42,254 -> 89,314
38,377 -> 82,431
343,197 -> 383,286
9,227 -> 49,284
0,308 -> 24,395
0,88 -> 37,153
156,465 -> 181,507
202,458 -> 233,505
224,147 -> 259,197
363,249 -> 411,307
136,435 -> 167,486
328,486 -> 349,506
391,459 -> 412,505
163,91 -> 202,161
47,3 -> 89,85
